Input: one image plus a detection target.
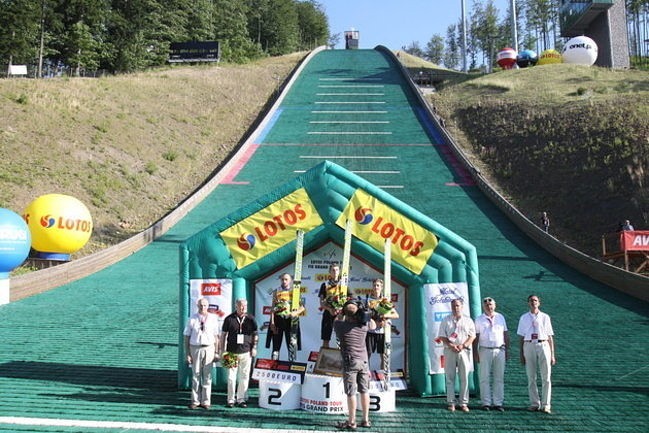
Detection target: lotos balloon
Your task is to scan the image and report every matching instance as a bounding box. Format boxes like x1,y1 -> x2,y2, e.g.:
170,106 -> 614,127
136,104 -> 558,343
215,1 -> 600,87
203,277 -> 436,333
516,49 -> 538,68
497,47 -> 518,70
562,36 -> 598,66
537,49 -> 563,65
0,208 -> 31,278
23,194 -> 93,259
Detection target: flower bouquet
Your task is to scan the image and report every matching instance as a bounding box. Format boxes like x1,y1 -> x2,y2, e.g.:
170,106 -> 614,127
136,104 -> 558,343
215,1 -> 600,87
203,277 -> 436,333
374,298 -> 394,316
273,300 -> 291,318
325,294 -> 349,312
221,352 -> 238,368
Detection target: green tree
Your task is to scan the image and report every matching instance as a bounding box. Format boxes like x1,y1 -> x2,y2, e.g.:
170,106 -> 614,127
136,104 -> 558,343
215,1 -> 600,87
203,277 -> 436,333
444,24 -> 459,70
48,0 -> 109,74
295,0 -> 328,50
470,0 -> 500,71
425,34 -> 444,65
259,0 -> 299,55
215,0 -> 263,62
522,0 -> 560,52
0,0 -> 41,67
403,41 -> 425,58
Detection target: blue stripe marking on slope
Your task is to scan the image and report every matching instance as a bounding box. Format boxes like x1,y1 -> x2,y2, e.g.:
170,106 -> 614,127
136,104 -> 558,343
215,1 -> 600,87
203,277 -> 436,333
416,106 -> 445,145
257,108 -> 283,144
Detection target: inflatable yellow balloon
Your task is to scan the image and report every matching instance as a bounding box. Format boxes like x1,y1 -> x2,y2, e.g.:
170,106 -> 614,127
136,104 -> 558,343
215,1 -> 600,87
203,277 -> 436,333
537,49 -> 563,65
23,194 -> 93,256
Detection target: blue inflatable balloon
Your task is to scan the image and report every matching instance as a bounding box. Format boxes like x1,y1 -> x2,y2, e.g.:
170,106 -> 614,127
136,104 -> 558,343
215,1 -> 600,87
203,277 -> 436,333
516,49 -> 538,68
0,208 -> 31,278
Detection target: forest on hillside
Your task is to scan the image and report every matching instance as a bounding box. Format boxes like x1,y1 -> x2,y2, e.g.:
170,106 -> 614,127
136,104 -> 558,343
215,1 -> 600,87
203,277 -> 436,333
0,0 -> 329,76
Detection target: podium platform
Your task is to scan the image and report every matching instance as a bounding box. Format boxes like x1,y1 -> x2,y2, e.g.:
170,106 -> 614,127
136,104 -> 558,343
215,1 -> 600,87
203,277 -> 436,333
301,373 -> 347,413
367,386 -> 396,412
258,380 -> 301,410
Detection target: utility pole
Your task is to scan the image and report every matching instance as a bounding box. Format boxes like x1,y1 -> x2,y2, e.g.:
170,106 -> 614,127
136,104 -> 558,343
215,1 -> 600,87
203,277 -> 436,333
38,0 -> 45,78
461,0 -> 467,72
510,0 -> 518,51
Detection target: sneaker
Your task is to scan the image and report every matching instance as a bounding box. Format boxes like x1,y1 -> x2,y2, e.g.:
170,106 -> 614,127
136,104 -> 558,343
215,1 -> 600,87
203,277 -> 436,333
493,406 -> 505,412
447,404 -> 456,412
237,401 -> 248,408
271,351 -> 279,360
482,405 -> 491,411
188,403 -> 199,409
200,404 -> 210,410
541,407 -> 551,414
527,406 -> 539,412
226,402 -> 234,408
460,405 -> 470,412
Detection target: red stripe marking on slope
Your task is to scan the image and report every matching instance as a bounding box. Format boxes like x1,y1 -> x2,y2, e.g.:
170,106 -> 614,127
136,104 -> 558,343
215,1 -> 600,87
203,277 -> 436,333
436,145 -> 476,187
221,143 -> 260,184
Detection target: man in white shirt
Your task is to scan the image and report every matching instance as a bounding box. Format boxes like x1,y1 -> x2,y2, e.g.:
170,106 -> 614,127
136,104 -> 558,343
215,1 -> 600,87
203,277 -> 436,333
437,298 -> 476,412
517,294 -> 556,414
183,297 -> 221,409
474,297 -> 509,411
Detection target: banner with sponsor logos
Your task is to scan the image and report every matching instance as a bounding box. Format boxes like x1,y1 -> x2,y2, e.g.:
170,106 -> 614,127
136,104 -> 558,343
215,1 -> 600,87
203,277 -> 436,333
188,279 -> 232,320
219,188 -> 323,270
336,189 -> 438,275
621,231 -> 649,251
254,242 -> 406,370
424,282 -> 470,374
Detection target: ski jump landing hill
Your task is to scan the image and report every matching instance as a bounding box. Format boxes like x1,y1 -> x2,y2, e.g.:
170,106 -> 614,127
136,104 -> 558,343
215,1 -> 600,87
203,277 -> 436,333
2,46 -> 648,433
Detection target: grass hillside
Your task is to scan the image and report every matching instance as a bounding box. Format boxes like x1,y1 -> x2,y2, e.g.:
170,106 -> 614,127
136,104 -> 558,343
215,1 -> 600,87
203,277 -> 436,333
430,63 -> 649,256
1,53 -> 646,273
0,53 -> 304,262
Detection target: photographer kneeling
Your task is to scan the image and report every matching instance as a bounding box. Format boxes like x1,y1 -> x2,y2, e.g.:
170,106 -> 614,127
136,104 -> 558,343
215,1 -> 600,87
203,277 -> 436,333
333,300 -> 376,430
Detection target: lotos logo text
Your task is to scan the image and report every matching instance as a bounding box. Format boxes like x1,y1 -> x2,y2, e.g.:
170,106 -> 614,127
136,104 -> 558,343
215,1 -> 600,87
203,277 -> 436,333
219,188 -> 324,270
37,214 -> 92,232
251,203 -> 307,242
354,207 -> 373,225
368,215 -> 425,256
337,189 -> 439,275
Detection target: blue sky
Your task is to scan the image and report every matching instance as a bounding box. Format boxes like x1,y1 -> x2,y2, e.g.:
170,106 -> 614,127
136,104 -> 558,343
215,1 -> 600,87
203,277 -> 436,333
322,0 -> 512,50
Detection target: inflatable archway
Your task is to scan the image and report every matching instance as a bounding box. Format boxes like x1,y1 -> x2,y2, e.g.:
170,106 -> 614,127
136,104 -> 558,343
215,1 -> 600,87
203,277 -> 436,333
179,161 -> 481,396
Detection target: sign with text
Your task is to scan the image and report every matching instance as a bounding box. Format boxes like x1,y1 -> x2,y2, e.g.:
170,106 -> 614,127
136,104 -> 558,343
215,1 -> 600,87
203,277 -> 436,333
336,189 -> 438,274
169,41 -> 220,63
621,231 -> 649,252
220,188 -> 323,269
252,358 -> 307,384
188,279 -> 232,318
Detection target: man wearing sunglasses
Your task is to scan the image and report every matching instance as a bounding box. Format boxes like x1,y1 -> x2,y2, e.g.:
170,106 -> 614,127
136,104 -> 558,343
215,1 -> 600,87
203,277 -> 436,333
474,297 -> 509,412
183,297 -> 221,409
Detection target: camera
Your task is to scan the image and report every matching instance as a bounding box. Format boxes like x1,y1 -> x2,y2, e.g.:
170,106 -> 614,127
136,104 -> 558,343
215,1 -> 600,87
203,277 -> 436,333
344,299 -> 371,325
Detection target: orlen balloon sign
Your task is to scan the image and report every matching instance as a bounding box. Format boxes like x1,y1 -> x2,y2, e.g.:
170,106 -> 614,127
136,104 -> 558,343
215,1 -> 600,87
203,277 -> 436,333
496,47 -> 517,70
23,194 -> 93,259
0,208 -> 31,278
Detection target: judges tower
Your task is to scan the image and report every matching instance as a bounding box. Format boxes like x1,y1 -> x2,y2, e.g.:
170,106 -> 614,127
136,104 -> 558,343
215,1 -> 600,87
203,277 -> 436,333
344,29 -> 359,49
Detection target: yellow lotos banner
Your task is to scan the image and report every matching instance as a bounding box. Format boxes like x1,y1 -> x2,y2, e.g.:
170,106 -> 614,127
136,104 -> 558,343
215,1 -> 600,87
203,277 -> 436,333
220,188 -> 323,269
336,189 -> 438,274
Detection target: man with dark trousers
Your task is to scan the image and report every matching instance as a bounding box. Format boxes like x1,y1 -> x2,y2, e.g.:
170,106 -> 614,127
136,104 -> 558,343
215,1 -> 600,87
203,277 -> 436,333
221,298 -> 258,408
